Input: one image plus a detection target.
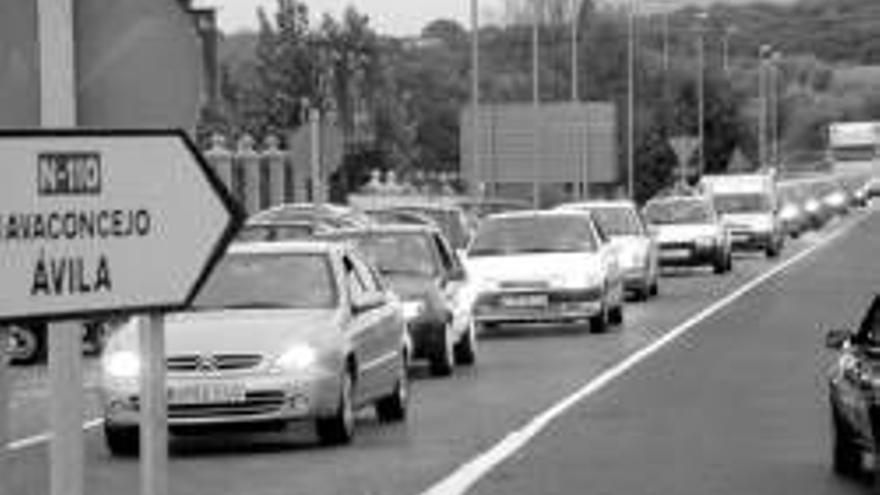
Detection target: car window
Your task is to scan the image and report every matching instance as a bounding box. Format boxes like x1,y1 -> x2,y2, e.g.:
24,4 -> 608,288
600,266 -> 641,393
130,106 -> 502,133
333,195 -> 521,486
343,255 -> 371,301
644,200 -> 713,225
589,207 -> 644,236
352,233 -> 439,278
433,233 -> 455,272
349,253 -> 381,294
192,253 -> 337,310
713,193 -> 772,214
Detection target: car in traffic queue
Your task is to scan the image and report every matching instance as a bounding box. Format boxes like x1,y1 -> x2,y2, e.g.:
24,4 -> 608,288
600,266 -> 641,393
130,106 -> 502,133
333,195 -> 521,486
249,202 -> 374,229
777,186 -> 809,239
825,295 -> 880,478
385,204 -> 474,253
556,200 -> 660,301
235,219 -> 337,243
642,195 -> 733,274
701,174 -> 785,258
101,241 -> 410,455
363,208 -> 439,228
317,225 -> 477,376
464,210 -> 625,334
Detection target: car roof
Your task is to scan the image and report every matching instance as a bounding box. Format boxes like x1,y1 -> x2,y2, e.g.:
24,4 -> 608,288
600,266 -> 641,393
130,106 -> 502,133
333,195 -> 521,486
645,195 -> 710,206
227,240 -> 341,256
484,209 -> 592,221
317,224 -> 442,237
557,200 -> 637,210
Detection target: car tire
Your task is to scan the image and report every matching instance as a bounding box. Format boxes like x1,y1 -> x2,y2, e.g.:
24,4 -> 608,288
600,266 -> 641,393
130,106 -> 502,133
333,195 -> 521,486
766,240 -> 781,259
375,353 -> 409,423
649,278 -> 660,297
429,324 -> 455,377
713,255 -> 727,275
104,424 -> 139,457
8,324 -> 47,366
316,372 -> 355,446
589,304 -> 608,334
453,322 -> 478,366
831,399 -> 862,477
609,304 -> 624,326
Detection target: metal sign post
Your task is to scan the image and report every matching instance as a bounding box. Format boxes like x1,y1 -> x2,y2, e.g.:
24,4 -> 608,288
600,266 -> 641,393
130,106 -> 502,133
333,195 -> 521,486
139,314 -> 168,495
49,322 -> 84,495
0,327 -> 9,493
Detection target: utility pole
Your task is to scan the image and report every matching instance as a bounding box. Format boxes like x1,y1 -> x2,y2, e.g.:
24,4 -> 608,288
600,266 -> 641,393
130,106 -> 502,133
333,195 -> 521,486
471,0 -> 482,197
759,44 -> 771,169
627,0 -> 636,199
770,51 -> 782,167
695,12 -> 708,179
532,0 -> 541,209
571,0 -> 580,102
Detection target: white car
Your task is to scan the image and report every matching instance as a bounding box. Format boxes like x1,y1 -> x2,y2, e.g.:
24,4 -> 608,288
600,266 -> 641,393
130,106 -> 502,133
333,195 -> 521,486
464,211 -> 625,334
557,200 -> 660,300
643,196 -> 733,274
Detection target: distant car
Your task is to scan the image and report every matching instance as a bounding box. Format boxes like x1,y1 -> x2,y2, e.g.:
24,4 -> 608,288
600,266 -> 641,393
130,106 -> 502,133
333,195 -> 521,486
363,209 -> 438,228
557,200 -> 659,301
101,241 -> 409,455
249,203 -> 374,229
465,210 -> 625,334
825,295 -> 880,477
702,174 -> 785,258
777,187 -> 808,239
387,205 -> 473,252
643,196 -> 732,274
236,219 -> 335,242
318,225 -> 476,376
456,197 -> 531,219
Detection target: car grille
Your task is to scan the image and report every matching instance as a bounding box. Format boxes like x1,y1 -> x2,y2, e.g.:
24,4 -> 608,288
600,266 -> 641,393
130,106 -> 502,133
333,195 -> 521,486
660,241 -> 694,250
498,280 -> 551,290
166,354 -> 264,372
133,391 -> 287,419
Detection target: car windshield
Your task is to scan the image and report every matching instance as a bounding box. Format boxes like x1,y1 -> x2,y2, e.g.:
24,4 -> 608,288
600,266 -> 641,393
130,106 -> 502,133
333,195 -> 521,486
351,233 -> 438,277
469,215 -> 597,256
644,200 -> 713,225
713,194 -> 772,214
589,207 -> 643,236
192,253 -> 337,310
236,224 -> 315,242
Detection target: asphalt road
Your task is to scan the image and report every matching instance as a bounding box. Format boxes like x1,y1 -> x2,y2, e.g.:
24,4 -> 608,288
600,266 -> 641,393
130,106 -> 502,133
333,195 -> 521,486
4,209 -> 874,495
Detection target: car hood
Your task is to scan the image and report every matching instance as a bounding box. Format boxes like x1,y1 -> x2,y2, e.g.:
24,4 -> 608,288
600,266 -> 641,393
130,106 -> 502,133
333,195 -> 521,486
111,310 -> 341,358
384,273 -> 438,300
464,252 -> 602,286
653,224 -> 719,243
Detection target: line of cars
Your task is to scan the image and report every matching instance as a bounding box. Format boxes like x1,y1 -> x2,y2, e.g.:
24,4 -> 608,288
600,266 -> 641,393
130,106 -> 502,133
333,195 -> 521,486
92,173 -> 871,456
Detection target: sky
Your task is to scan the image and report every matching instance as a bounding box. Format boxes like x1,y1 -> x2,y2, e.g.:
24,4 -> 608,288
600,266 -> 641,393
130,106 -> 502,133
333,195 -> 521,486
198,0 -> 497,36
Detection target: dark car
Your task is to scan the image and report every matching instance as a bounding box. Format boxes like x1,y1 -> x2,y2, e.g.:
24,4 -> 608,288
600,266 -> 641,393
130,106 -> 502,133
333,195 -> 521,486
826,295 -> 880,477
386,205 -> 473,252
318,226 -> 476,376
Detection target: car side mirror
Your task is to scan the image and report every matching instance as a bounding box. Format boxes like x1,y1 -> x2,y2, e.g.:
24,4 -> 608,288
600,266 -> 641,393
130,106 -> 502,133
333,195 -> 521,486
826,329 -> 853,350
351,292 -> 385,314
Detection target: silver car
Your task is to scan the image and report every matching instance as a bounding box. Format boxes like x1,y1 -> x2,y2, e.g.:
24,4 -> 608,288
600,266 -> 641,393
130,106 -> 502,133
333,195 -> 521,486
101,241 -> 409,455
557,200 -> 660,300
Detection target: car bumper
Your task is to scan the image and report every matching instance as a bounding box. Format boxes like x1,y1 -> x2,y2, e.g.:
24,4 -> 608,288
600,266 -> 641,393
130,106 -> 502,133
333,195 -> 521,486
407,317 -> 447,359
729,230 -> 775,250
657,243 -> 718,266
473,288 -> 603,325
621,267 -> 650,291
101,370 -> 341,429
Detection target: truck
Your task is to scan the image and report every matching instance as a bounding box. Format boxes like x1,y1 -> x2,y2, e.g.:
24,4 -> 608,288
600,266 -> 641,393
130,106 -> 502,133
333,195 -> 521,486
828,122 -> 880,178
700,173 -> 785,258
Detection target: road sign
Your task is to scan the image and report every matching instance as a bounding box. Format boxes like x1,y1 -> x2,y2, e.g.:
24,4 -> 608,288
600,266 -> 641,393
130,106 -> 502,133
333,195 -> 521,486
0,129 -> 243,323
669,136 -> 699,167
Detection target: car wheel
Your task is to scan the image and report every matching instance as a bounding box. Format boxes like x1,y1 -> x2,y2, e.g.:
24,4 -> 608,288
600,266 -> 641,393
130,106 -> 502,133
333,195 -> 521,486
609,304 -> 624,326
766,241 -> 781,259
453,322 -> 478,366
713,255 -> 727,275
649,277 -> 660,297
8,325 -> 47,366
375,353 -> 409,423
429,324 -> 455,377
831,398 -> 862,477
104,424 -> 139,457
316,372 -> 355,446
589,303 -> 608,334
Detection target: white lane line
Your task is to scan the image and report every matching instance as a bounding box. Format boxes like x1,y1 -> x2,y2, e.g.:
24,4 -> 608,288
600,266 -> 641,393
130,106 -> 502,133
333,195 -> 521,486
420,213 -> 868,495
7,418 -> 104,452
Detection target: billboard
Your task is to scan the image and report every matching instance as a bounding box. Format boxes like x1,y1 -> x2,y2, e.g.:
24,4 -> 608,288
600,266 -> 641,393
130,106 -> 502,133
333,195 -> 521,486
460,102 -> 618,188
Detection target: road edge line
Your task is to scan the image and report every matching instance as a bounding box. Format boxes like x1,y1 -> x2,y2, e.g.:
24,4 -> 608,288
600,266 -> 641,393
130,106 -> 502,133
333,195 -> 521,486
419,212 -> 868,495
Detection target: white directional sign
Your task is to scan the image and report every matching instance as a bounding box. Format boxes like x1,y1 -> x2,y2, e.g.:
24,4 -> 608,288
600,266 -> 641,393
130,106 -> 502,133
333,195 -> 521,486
0,129 -> 243,323
669,136 -> 700,167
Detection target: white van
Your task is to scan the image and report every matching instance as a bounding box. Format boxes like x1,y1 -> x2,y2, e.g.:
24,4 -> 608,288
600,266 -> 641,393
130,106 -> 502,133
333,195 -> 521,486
701,174 -> 784,258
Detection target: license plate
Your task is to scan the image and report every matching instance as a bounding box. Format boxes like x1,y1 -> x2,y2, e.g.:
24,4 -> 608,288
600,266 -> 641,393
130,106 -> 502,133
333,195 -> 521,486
168,383 -> 247,405
661,249 -> 691,258
501,295 -> 548,308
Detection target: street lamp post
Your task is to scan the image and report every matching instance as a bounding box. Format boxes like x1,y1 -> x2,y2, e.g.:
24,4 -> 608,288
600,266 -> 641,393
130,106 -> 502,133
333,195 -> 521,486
770,51 -> 782,167
758,44 -> 771,169
695,12 -> 708,178
532,0 -> 541,209
627,0 -> 636,199
470,0 -> 482,198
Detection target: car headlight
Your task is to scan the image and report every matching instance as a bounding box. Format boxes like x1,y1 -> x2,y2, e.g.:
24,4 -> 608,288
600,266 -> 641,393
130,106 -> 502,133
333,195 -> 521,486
826,192 -> 846,207
695,236 -> 716,248
274,345 -> 318,371
104,351 -> 140,379
805,200 -> 820,213
779,205 -> 799,221
402,300 -> 426,320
